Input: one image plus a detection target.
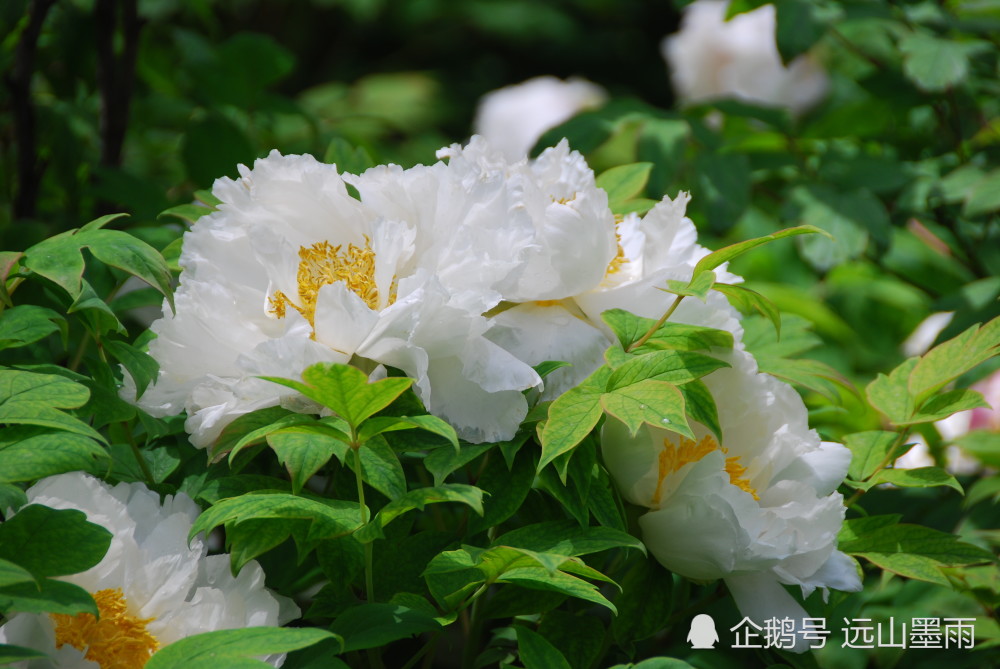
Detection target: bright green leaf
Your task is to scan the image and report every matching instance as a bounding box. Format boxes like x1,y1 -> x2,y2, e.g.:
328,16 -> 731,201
262,363 -> 413,428
600,380 -> 693,439
146,628 -> 341,669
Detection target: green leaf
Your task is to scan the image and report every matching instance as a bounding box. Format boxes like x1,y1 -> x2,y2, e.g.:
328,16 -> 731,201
600,380 -> 692,439
612,558 -> 674,645
262,363 -> 413,429
595,163 -> 652,206
494,520 -> 645,558
158,203 -> 216,225
329,603 -> 441,652
713,283 -> 781,338
324,138 -> 375,175
868,467 -> 963,494
0,504 -> 112,578
468,447 -> 536,535
355,484 -> 485,542
22,224 -> 173,310
0,644 -> 49,664
424,442 -> 492,486
839,515 -> 995,585
900,32 -> 989,92
498,567 -> 617,613
0,426 -> 109,483
225,519 -> 294,571
663,270 -> 715,301
0,369 -> 104,441
601,309 -> 733,353
845,431 -> 901,481
357,414 -> 459,451
0,558 -> 37,589
866,357 -> 918,425
909,316 -> 1000,405
104,339 -> 159,399
210,406 -> 299,459
0,305 -> 66,351
607,350 -> 729,389
0,577 -> 98,616
353,435 -> 406,500
146,628 -> 342,669
423,549 -> 487,610
679,379 -> 722,441
515,626 -> 572,669
539,366 -> 610,471
789,186 -> 887,271
68,279 -> 127,335
537,610 -> 605,669
692,225 -> 825,278
774,0 -> 832,63
757,356 -> 857,404
963,169 -> 1000,217
190,493 -> 363,548
227,414 -> 339,462
267,429 -> 349,495
903,388 -> 990,425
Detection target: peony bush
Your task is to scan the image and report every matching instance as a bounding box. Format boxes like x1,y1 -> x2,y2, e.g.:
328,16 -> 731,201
2,1 -> 1000,668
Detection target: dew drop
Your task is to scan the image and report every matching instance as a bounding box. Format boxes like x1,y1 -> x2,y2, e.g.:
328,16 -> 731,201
661,418 -> 671,424
638,404 -> 647,410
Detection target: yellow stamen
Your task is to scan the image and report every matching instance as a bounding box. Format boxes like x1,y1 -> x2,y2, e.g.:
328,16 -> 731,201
269,237 -> 396,336
606,215 -> 628,276
650,434 -> 759,505
50,588 -> 158,669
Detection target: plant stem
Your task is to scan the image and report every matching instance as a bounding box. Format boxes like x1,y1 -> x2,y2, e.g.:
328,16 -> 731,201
627,294 -> 684,353
353,445 -> 375,602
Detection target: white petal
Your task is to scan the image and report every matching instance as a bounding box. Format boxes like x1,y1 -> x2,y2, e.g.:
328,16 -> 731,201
724,572 -> 812,653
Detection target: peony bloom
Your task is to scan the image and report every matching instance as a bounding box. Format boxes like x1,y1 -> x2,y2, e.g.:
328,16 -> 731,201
473,76 -> 607,161
486,188 -> 742,398
348,136 -> 625,399
0,472 -> 297,668
601,349 -> 861,651
662,0 -> 828,116
130,150 -> 541,446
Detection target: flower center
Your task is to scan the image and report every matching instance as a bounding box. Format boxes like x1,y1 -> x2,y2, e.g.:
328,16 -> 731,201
650,434 -> 758,505
50,588 -> 158,669
269,237 -> 396,333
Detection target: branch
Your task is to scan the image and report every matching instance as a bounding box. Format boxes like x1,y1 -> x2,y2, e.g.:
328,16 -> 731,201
95,0 -> 143,168
5,0 -> 56,220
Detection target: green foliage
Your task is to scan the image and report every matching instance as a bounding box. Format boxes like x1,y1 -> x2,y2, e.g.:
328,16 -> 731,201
0,505 -> 111,617
839,515 -> 995,586
145,628 -> 342,669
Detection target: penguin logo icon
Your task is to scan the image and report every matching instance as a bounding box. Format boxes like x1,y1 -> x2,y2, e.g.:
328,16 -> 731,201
687,613 -> 719,649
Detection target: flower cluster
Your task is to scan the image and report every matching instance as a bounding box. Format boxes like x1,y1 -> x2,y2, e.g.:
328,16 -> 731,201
130,136 -> 860,641
0,473 -> 297,668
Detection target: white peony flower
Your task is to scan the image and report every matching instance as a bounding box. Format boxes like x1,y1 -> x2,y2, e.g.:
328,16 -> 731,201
487,189 -> 742,398
601,349 -> 861,651
347,136 -> 625,399
473,76 -> 607,161
0,472 -> 297,668
662,0 -> 828,116
131,150 -> 541,446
